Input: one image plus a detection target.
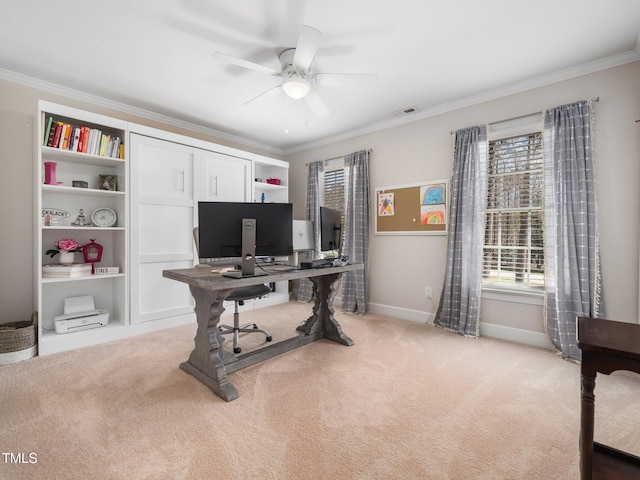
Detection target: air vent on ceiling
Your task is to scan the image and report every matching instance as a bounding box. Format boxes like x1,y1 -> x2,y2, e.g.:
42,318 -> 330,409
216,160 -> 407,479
392,106 -> 420,116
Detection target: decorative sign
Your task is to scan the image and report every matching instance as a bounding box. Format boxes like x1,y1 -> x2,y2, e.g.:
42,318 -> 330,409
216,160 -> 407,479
42,207 -> 70,226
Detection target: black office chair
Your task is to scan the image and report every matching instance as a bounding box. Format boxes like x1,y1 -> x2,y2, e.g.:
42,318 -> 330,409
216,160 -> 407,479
193,227 -> 272,354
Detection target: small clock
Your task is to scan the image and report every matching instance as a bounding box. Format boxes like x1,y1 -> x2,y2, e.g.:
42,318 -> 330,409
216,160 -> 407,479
91,207 -> 117,227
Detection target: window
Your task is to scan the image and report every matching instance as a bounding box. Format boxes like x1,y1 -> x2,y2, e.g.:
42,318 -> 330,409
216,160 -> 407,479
323,167 -> 344,211
482,131 -> 544,290
321,159 -> 345,253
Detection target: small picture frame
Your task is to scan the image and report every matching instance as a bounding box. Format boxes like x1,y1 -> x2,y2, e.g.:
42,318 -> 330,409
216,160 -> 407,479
99,175 -> 117,191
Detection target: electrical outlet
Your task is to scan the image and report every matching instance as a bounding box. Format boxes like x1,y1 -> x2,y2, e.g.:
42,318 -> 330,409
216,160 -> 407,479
424,286 -> 432,299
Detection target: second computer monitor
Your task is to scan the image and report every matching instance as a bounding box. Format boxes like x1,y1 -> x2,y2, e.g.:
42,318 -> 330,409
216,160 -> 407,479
320,206 -> 343,252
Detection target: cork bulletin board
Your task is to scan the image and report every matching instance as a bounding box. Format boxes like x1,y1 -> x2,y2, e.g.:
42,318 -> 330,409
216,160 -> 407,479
375,179 -> 449,235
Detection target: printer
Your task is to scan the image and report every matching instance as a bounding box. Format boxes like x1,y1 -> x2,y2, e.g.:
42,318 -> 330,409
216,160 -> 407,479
54,295 -> 109,334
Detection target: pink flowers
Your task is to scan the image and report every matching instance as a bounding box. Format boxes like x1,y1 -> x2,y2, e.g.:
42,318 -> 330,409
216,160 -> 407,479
54,238 -> 81,252
45,238 -> 83,257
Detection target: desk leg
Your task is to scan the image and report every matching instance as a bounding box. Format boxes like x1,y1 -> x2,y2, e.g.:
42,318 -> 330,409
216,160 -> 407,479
180,285 -> 239,402
298,272 -> 354,346
580,361 -> 596,480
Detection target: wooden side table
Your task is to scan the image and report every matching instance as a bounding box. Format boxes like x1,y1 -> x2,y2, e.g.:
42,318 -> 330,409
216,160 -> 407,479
577,316 -> 640,479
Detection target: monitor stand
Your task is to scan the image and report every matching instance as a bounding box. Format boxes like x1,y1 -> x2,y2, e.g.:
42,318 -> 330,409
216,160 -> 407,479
223,218 -> 267,279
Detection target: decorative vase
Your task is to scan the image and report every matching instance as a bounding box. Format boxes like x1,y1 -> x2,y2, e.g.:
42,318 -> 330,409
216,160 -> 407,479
44,162 -> 57,185
59,251 -> 74,265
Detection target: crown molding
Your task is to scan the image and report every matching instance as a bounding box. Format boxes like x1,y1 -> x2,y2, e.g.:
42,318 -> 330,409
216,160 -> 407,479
2,45 -> 638,159
283,48 -> 640,155
0,68 -> 285,156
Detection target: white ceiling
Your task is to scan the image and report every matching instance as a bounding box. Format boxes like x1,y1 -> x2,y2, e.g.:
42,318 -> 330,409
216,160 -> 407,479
1,0 -> 639,154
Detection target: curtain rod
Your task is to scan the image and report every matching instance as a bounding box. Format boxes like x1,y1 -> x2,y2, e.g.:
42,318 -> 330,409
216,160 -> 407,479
449,97 -> 600,135
306,149 -> 372,166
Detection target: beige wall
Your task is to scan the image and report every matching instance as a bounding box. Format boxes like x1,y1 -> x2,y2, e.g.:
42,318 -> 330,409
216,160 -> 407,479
2,61 -> 638,339
287,61 -> 640,335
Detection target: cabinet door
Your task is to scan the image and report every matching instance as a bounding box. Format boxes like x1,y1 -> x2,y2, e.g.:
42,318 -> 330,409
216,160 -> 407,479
196,149 -> 251,202
136,135 -> 193,203
130,134 -> 195,325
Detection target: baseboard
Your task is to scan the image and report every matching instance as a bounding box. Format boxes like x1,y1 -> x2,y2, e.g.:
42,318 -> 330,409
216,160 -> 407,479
367,302 -> 434,324
128,312 -> 195,337
479,322 -> 551,349
365,302 -> 550,349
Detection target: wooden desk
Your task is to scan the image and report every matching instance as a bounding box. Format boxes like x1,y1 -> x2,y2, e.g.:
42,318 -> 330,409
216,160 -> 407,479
163,264 -> 363,401
577,316 -> 640,479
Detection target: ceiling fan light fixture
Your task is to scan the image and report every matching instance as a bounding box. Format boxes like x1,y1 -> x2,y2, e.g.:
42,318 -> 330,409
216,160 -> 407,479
282,77 -> 311,99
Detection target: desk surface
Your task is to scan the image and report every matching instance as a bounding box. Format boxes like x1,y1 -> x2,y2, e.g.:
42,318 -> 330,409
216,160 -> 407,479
577,317 -> 640,360
163,263 -> 363,290
578,317 -> 640,480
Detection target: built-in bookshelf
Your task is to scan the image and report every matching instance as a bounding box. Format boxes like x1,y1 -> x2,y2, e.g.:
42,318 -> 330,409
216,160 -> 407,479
35,101 -> 129,355
253,154 -> 289,203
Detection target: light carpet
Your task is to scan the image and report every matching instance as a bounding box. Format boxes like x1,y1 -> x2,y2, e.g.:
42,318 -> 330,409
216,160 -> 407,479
1,301 -> 639,480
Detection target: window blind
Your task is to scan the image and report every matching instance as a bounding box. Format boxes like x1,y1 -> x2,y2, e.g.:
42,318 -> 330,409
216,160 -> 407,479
483,132 -> 544,289
323,168 -> 344,211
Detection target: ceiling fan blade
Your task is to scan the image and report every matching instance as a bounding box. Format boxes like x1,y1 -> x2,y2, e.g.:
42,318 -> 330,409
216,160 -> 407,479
304,90 -> 330,118
315,73 -> 377,86
243,85 -> 282,106
292,25 -> 322,70
213,52 -> 279,76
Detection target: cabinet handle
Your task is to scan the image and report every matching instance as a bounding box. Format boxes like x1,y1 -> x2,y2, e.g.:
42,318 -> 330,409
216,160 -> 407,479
210,175 -> 218,196
178,170 -> 185,192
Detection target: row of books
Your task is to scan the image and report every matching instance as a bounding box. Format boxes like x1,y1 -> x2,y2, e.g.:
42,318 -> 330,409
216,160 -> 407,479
43,116 -> 125,159
42,263 -> 92,278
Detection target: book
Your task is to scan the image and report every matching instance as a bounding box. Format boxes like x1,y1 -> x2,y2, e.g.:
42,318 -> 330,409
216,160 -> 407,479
60,124 -> 71,150
42,263 -> 93,278
43,116 -> 53,146
52,122 -> 63,148
70,126 -> 81,151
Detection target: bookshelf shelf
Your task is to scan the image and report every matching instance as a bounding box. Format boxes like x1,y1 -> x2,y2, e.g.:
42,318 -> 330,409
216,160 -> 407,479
42,146 -> 125,167
42,273 -> 126,284
36,101 -> 129,356
42,184 -> 125,198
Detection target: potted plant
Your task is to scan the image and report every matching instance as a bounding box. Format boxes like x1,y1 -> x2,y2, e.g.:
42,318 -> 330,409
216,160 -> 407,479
45,238 -> 83,264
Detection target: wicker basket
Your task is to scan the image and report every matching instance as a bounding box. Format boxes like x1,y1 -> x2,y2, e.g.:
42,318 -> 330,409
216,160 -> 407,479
0,312 -> 37,365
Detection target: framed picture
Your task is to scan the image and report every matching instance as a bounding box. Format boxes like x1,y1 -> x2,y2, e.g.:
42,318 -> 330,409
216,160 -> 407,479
99,174 -> 117,191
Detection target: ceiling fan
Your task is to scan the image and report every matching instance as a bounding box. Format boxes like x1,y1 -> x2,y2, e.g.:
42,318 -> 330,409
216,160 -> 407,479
213,25 -> 375,118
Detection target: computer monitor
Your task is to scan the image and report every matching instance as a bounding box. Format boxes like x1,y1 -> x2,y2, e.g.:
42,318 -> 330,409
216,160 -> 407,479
320,206 -> 343,253
198,202 -> 293,278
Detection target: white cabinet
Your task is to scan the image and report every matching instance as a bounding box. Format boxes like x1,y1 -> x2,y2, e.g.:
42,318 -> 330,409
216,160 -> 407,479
36,101 -> 129,355
196,149 -> 251,202
129,134 -> 196,326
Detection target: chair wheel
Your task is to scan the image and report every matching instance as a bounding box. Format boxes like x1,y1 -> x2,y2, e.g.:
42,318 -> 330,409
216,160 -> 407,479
266,335 -> 272,342
234,347 -> 241,354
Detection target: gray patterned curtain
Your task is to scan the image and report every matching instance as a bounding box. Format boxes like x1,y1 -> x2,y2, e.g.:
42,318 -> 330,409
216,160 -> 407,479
543,100 -> 605,361
434,126 -> 487,337
295,160 -> 323,302
341,150 -> 370,314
